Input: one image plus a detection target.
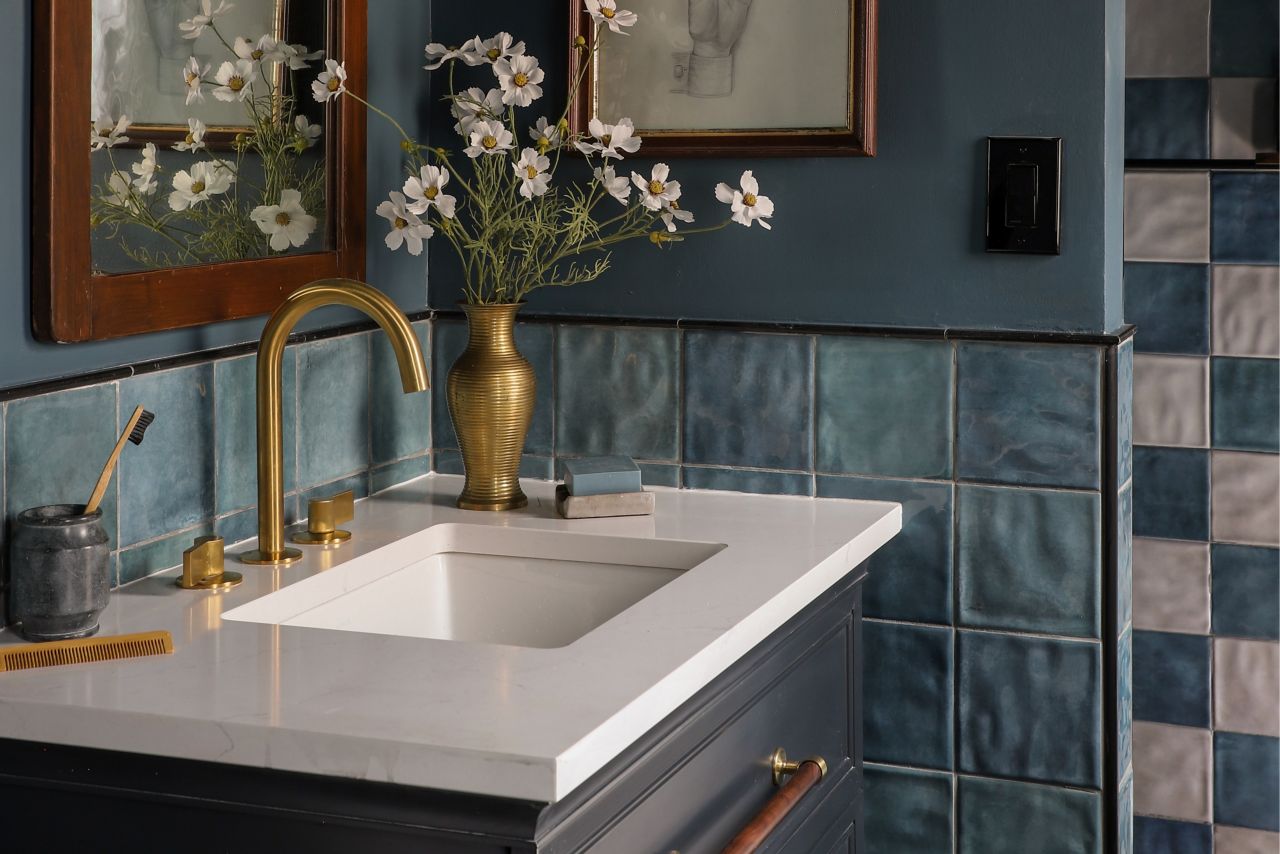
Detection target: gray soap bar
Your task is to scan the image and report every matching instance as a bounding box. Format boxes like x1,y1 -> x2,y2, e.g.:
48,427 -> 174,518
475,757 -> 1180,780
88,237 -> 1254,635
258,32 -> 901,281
563,456 -> 642,496
556,485 -> 655,519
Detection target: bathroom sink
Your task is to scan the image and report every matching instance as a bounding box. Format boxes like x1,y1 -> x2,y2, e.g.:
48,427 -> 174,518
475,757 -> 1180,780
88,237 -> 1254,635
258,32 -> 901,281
224,524 -> 725,648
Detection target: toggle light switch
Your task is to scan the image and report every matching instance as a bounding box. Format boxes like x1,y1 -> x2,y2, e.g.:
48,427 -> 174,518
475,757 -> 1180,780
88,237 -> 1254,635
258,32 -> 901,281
986,137 -> 1061,254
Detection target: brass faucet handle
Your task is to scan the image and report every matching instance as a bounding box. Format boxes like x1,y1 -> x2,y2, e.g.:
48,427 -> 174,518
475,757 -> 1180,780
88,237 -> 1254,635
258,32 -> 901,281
292,490 -> 355,546
178,536 -> 243,590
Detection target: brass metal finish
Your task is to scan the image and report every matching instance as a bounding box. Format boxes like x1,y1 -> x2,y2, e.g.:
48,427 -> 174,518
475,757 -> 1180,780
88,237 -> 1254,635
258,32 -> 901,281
448,303 -> 535,511
292,490 -> 355,546
770,748 -> 828,786
240,279 -> 429,565
178,536 -> 243,590
0,630 -> 174,672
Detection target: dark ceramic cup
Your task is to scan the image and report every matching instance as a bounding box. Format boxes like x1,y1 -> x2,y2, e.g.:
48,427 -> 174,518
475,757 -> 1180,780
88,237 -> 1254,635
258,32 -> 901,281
9,504 -> 111,641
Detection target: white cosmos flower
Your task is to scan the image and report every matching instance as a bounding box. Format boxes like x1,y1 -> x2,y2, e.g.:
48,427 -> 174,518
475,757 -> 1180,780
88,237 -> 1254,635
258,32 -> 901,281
182,57 -> 209,105
494,54 -> 544,107
234,35 -> 284,63
715,170 -> 774,230
312,60 -> 347,102
464,119 -> 514,158
632,163 -> 681,211
576,117 -> 641,159
212,59 -> 257,101
377,192 -> 434,256
423,42 -> 467,70
294,115 -> 321,148
512,148 -> 552,199
530,116 -> 562,152
468,32 -> 525,65
584,0 -> 638,34
174,118 -> 208,152
168,161 -> 234,212
660,200 -> 694,232
251,189 -> 317,251
131,143 -> 159,194
179,0 -> 234,40
104,171 -> 141,212
280,42 -> 324,70
593,165 -> 630,205
90,114 -> 130,150
403,165 -> 456,218
452,87 -> 504,137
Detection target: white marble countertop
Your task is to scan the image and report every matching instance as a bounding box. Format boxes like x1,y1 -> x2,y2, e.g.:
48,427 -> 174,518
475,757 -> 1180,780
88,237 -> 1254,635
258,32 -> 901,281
0,475 -> 900,802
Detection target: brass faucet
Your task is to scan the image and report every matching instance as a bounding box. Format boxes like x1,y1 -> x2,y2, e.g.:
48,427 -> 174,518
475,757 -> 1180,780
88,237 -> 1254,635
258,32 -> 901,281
238,279 -> 429,565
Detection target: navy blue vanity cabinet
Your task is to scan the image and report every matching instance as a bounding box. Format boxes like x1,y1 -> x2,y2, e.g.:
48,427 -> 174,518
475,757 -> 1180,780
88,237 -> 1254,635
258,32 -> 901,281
0,563 -> 867,853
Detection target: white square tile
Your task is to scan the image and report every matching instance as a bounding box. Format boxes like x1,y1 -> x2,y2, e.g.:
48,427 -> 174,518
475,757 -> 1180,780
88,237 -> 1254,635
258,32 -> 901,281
1214,638 -> 1280,737
1133,537 -> 1211,633
1126,0 -> 1210,77
1213,452 -> 1280,546
1134,355 -> 1209,447
1213,266 -> 1280,357
1212,78 -> 1280,160
1215,825 -> 1280,854
1125,172 -> 1211,263
1133,721 -> 1213,822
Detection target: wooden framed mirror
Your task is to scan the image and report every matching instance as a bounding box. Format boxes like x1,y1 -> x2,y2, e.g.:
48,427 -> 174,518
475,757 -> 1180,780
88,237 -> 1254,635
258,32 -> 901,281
33,0 -> 367,342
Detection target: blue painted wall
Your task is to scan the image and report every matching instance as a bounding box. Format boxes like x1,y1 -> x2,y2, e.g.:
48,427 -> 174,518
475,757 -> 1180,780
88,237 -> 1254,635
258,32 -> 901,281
0,2 -> 431,391
425,0 -> 1125,333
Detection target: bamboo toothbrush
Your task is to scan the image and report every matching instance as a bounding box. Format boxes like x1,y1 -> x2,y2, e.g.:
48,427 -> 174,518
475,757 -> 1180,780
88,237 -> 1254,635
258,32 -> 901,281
84,406 -> 155,515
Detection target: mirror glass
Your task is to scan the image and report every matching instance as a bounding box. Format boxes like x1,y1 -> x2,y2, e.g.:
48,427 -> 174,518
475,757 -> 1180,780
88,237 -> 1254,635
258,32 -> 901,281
89,1 -> 330,274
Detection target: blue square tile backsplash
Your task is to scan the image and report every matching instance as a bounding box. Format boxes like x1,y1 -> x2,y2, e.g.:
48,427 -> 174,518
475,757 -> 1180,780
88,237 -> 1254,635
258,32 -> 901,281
1133,629 -> 1212,727
1211,544 -> 1280,640
958,775 -> 1102,854
1132,446 -> 1211,540
864,620 -> 954,770
1122,263 -> 1211,355
1211,357 -> 1280,451
1211,173 -> 1280,264
1209,0 -> 1280,76
1133,817 -> 1212,854
1214,731 -> 1280,831
1125,79 -> 1210,159
865,764 -> 953,854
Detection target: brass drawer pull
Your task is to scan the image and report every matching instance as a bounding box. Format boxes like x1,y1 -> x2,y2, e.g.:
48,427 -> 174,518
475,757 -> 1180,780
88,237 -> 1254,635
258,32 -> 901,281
721,749 -> 828,854
770,747 -> 827,787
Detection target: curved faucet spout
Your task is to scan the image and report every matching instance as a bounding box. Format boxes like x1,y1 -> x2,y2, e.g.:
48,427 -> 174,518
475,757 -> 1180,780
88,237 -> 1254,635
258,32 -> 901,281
240,279 -> 429,565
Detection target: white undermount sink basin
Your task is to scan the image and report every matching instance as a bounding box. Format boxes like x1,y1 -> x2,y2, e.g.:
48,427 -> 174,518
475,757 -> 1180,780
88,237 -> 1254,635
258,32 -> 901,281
224,523 -> 725,648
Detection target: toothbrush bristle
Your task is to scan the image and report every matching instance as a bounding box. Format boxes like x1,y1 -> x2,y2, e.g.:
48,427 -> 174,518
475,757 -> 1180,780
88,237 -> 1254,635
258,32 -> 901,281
128,410 -> 155,445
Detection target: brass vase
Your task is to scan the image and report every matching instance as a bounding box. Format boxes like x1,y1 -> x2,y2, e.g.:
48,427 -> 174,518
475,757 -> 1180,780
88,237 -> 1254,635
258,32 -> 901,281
447,303 -> 535,511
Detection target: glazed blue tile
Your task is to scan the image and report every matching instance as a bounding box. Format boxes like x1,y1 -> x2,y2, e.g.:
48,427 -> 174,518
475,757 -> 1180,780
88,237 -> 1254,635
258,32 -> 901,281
957,484 -> 1101,637
297,334 -> 370,489
1118,773 -> 1134,854
5,385 -> 119,550
1122,263 -> 1211,355
1118,339 -> 1134,488
817,475 -> 953,624
1118,483 -> 1134,633
555,326 -> 679,461
215,353 -> 296,515
958,776 -> 1101,854
519,455 -> 554,480
816,337 -> 953,478
1212,172 -> 1280,264
1132,629 -> 1211,727
957,343 -> 1102,489
1133,817 -> 1211,854
1132,446 -> 1210,540
1212,543 -> 1280,639
1214,731 -> 1280,831
637,462 -> 679,487
118,523 -> 212,586
1211,0 -> 1280,75
1118,626 -> 1133,779
213,508 -> 259,548
1125,79 -> 1209,160
683,330 -> 812,471
118,366 -> 215,547
432,449 -> 464,475
864,764 -> 952,854
959,631 -> 1102,787
864,621 -> 954,769
681,466 -> 812,497
370,319 -> 431,465
370,455 -> 431,494
430,319 -> 554,457
1213,357 -> 1280,451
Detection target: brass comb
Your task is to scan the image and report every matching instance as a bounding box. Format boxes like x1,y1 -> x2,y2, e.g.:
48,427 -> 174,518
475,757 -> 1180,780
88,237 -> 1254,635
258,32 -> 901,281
0,630 -> 173,673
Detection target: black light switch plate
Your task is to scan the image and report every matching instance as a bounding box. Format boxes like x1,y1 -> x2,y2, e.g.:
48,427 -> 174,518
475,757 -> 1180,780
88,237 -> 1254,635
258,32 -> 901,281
985,137 -> 1062,255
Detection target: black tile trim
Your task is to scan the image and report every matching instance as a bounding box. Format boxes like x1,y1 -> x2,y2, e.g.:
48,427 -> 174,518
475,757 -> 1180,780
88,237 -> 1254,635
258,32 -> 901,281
1126,159 -> 1278,171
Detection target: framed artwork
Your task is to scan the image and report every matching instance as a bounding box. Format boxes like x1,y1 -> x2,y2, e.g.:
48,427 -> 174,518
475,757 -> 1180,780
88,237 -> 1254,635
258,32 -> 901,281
568,0 -> 877,157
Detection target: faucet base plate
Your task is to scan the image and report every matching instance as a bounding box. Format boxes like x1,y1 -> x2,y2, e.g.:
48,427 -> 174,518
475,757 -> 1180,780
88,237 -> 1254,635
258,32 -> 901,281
237,548 -> 304,566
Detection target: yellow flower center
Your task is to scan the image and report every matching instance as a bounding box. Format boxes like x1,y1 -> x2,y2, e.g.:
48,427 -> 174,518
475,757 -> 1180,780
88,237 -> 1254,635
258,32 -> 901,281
424,186 -> 439,200
743,193 -> 757,207
184,132 -> 195,144
228,76 -> 245,91
525,165 -> 539,179
251,49 -> 264,60
482,135 -> 498,149
326,76 -> 341,92
185,71 -> 199,85
513,72 -> 529,87
275,212 -> 292,227
670,199 -> 682,210
648,180 -> 664,195
190,180 -> 206,194
394,216 -> 408,230
601,133 -> 612,146
487,48 -> 501,61
602,6 -> 616,17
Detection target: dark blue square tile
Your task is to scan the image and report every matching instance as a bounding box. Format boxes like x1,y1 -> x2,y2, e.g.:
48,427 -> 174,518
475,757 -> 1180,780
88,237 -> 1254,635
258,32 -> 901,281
958,776 -> 1101,854
1133,446 -> 1210,540
957,484 -> 1101,637
637,462 -> 679,487
1118,483 -> 1134,633
1123,263 -> 1211,355
680,466 -> 812,496
370,455 -> 431,494
370,319 -> 431,465
215,353 -> 296,515
118,366 -> 215,547
1118,626 -> 1133,779
119,524 -> 212,586
1212,172 -> 1280,264
683,330 -> 812,471
1132,630 -> 1211,727
1213,357 -> 1280,451
816,337 -> 953,478
1214,731 -> 1280,831
817,476 -> 953,624
1211,0 -> 1279,76
864,764 -> 952,853
297,334 -> 370,489
959,631 -> 1102,787
1125,79 -> 1210,160
957,343 -> 1102,489
1212,543 -> 1280,639
1133,817 -> 1211,854
864,620 -> 953,770
1118,340 -> 1134,487
555,326 -> 679,461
